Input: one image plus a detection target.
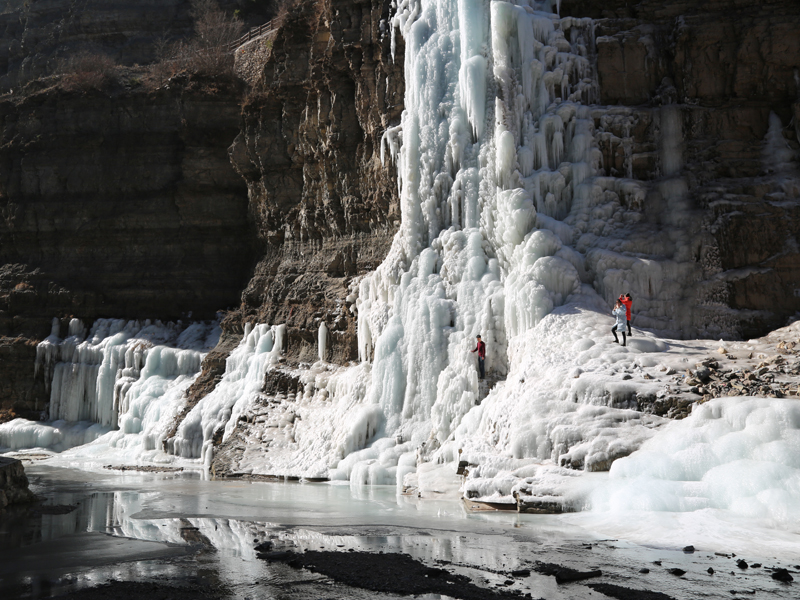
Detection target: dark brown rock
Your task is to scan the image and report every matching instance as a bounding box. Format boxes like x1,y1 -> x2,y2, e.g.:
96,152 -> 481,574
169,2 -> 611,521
0,456 -> 36,507
191,1 -> 402,472
274,550 -> 525,600
226,0 -> 402,365
0,334 -> 45,424
0,76 -> 257,411
0,0 -> 276,92
534,562 -> 603,584
584,0 -> 800,338
0,77 -> 255,327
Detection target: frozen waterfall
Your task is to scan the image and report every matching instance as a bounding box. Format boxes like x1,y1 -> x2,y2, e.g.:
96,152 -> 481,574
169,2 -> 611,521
350,0 -> 605,481
4,1 -> 800,534
1,318 -> 219,457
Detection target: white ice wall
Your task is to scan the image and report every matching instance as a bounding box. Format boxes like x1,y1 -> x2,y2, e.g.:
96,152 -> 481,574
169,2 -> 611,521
2,319 -> 219,456
348,0 -> 600,480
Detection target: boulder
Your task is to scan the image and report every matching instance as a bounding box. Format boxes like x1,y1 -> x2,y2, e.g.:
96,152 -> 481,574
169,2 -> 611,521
0,456 -> 35,508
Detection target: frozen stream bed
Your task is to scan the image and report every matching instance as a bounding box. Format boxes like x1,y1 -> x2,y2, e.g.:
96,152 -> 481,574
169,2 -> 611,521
0,462 -> 797,600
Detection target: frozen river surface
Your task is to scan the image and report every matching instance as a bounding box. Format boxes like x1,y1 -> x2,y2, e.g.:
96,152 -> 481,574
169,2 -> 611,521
0,463 -> 797,600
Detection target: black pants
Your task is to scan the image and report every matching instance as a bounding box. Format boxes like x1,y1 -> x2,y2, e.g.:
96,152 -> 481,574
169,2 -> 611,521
627,319 -> 632,335
612,325 -> 626,346
477,357 -> 485,379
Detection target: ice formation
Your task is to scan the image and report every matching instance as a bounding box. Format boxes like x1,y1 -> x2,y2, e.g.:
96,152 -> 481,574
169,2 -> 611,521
318,321 -> 328,362
0,419 -> 111,453
4,0 -> 800,541
317,0 -> 800,512
1,318 -> 219,458
344,0 -> 656,487
168,323 -> 286,466
590,397 -> 800,526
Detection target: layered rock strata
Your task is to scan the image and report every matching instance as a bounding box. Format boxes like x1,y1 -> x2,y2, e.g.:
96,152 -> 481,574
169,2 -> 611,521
0,0 -> 193,92
226,0 -> 403,365
181,0 -> 404,469
0,0 -> 278,92
0,77 -> 256,418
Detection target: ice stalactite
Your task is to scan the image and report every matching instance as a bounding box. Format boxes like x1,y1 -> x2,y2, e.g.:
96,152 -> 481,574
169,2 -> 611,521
318,322 -> 328,362
341,0 -> 766,489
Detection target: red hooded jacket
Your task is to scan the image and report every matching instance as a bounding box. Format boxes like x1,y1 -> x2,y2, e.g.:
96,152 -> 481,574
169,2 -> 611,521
619,295 -> 632,320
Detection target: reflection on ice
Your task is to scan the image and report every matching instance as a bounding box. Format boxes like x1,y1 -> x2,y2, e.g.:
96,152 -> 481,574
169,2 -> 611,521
2,467 -> 798,600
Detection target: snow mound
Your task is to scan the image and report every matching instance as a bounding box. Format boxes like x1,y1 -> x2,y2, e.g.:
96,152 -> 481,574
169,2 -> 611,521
591,397 -> 800,525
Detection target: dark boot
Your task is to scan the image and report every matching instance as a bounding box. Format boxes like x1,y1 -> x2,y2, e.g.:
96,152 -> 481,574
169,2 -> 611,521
621,332 -> 627,347
612,327 -> 619,343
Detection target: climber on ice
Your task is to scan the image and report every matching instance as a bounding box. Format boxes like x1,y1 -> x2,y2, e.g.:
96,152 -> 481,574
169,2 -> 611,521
471,335 -> 486,380
618,293 -> 633,336
612,300 -> 627,346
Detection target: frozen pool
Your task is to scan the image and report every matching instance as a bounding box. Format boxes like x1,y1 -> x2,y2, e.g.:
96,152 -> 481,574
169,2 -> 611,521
1,462 -> 797,600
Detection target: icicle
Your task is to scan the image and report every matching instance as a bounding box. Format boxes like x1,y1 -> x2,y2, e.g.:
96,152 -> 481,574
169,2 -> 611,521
318,322 -> 329,362
763,112 -> 795,173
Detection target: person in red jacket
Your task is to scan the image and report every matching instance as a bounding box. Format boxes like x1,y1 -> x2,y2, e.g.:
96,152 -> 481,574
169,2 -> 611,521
618,293 -> 632,336
471,334 -> 486,379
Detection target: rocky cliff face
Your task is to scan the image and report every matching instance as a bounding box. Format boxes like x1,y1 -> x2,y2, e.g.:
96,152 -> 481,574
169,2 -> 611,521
0,0 -> 403,422
0,78 -> 255,419
0,0 -> 193,92
0,79 -> 253,327
180,0 -> 404,470
563,0 -> 800,336
0,0 -> 278,93
226,0 -> 403,364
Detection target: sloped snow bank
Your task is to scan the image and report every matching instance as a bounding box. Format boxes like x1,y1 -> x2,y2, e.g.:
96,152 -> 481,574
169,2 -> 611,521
0,419 -> 111,453
452,290 -> 670,502
560,395 -> 800,559
591,397 -> 800,525
452,298 -> 800,520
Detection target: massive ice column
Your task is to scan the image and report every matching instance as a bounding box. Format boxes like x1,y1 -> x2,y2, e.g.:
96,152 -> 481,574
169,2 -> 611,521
355,1 -> 595,457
